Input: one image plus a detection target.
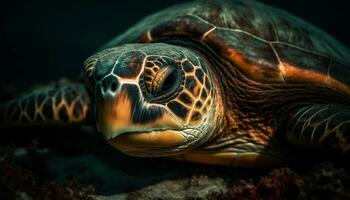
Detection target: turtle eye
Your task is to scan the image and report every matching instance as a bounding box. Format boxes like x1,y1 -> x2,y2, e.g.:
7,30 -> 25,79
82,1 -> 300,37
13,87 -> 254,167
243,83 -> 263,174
142,64 -> 183,102
161,69 -> 177,92
151,67 -> 173,93
152,66 -> 181,96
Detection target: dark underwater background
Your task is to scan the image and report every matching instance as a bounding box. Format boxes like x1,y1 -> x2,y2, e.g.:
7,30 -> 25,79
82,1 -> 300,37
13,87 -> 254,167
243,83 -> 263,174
0,0 -> 350,88
1,1 -> 350,199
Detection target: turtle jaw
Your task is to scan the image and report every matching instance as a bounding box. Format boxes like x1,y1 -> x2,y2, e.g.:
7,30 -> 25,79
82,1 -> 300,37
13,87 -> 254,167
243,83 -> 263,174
96,105 -> 188,154
106,129 -> 187,156
94,82 -> 189,154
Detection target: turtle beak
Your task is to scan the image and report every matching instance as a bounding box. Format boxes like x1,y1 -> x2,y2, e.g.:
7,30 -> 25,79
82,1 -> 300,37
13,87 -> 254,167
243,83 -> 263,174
95,86 -> 132,137
94,75 -> 125,136
94,80 -> 183,143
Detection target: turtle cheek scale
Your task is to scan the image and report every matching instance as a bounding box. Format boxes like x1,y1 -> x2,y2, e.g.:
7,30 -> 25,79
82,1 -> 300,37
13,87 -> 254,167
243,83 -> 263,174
167,55 -> 214,129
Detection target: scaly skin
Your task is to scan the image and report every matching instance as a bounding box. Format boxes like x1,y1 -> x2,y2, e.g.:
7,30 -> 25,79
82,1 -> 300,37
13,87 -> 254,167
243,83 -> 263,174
0,84 -> 92,127
287,104 -> 350,152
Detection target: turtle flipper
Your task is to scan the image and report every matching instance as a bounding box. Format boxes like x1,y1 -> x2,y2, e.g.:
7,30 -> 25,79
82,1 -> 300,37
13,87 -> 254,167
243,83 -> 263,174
287,104 -> 350,153
0,83 -> 93,127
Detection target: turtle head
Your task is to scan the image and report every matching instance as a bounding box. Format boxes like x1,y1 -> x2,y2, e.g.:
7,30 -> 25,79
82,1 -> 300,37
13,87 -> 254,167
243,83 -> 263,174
83,43 -> 218,156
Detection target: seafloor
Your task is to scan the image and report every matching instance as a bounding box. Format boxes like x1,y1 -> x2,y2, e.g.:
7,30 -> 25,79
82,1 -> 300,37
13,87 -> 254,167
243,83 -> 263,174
0,126 -> 349,200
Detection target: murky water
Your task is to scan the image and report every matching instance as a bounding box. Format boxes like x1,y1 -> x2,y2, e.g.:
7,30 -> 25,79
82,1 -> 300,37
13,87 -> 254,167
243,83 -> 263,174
1,0 -> 349,89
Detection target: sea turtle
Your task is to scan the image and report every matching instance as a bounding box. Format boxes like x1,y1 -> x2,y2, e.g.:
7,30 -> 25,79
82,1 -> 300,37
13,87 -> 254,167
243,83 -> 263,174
1,0 -> 349,167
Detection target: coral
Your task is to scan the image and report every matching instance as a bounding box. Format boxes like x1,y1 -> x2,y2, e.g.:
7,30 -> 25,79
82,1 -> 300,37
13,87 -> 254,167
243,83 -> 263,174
1,130 -> 349,200
208,168 -> 304,200
0,159 -> 95,200
208,163 -> 350,200
300,163 -> 350,200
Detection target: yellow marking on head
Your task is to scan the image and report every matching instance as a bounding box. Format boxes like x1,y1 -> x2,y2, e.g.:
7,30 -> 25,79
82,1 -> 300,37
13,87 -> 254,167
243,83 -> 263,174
143,109 -> 183,130
97,89 -> 132,135
96,87 -> 183,140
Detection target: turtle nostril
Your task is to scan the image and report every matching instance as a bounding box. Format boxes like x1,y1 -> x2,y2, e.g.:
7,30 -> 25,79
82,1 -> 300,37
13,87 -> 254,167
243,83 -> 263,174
102,81 -> 108,93
100,76 -> 120,95
110,81 -> 117,92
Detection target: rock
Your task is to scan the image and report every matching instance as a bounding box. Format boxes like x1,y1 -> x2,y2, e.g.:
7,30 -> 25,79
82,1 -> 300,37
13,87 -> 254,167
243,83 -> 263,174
1,127 -> 349,200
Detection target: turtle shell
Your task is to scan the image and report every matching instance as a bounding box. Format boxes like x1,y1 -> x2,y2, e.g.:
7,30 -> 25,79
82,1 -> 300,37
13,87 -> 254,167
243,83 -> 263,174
102,0 -> 350,96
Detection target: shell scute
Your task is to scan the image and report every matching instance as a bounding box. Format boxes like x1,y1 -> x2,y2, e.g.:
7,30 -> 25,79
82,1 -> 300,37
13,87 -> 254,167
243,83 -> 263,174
103,0 -> 350,94
204,28 -> 283,82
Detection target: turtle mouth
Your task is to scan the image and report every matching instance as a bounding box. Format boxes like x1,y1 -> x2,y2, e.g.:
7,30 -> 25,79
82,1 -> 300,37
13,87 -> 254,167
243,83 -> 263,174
101,127 -> 180,139
104,129 -> 186,151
